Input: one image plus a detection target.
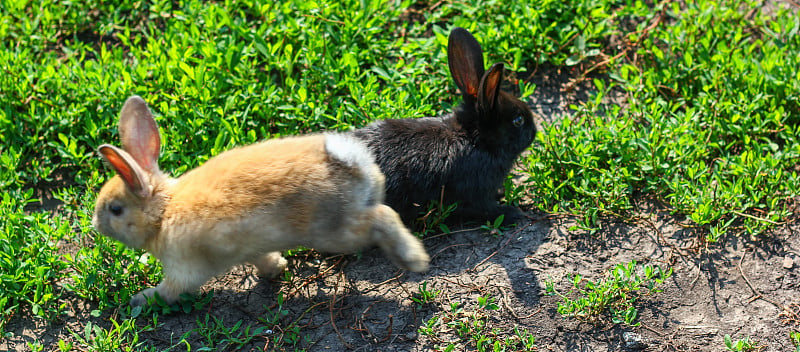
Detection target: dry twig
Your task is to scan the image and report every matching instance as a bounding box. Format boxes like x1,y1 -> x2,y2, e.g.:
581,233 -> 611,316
471,221 -> 536,271
737,248 -> 787,311
329,271 -> 354,349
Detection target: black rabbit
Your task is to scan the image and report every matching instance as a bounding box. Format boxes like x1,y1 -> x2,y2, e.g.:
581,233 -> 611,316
352,27 -> 536,226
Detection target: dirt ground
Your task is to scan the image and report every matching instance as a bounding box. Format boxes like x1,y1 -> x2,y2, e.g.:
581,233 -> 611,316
3,68 -> 799,352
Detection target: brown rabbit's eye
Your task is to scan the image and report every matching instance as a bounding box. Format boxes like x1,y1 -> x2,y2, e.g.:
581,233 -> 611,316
512,116 -> 524,127
108,204 -> 124,216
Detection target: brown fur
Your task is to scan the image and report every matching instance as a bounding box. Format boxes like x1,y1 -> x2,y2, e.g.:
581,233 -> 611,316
166,136 -> 329,226
92,96 -> 429,307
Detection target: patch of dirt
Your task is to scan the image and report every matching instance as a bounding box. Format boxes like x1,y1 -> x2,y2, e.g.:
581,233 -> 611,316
22,169 -> 73,214
5,207 -> 798,351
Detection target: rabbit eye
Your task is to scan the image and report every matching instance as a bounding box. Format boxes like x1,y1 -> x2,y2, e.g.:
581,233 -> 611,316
108,204 -> 124,216
512,116 -> 524,127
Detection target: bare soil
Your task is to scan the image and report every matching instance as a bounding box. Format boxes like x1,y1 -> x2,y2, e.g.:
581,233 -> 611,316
6,206 -> 798,351
3,69 -> 799,352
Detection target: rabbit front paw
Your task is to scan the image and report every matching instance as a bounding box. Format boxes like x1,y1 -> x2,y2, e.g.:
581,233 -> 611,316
129,285 -> 178,307
129,287 -> 158,307
252,252 -> 288,278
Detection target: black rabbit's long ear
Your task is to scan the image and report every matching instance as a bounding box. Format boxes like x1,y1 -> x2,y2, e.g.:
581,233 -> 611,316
118,95 -> 161,173
478,63 -> 504,112
448,27 -> 485,99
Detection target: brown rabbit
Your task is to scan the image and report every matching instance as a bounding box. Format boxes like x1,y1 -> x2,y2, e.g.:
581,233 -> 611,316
92,96 -> 429,306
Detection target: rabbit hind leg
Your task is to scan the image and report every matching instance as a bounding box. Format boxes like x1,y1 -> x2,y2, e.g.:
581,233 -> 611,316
368,204 -> 430,272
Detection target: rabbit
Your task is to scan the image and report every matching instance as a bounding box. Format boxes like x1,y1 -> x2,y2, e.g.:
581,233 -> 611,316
92,96 -> 429,307
351,27 -> 537,226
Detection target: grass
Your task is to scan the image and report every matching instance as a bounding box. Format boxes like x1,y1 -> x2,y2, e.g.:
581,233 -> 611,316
418,294 -> 536,352
411,281 -> 441,309
521,0 -> 800,240
724,334 -> 760,352
544,260 -> 673,326
1,0 -> 799,349
0,192 -> 69,324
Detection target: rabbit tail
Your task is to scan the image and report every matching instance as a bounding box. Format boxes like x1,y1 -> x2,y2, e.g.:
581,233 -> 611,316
325,133 -> 429,272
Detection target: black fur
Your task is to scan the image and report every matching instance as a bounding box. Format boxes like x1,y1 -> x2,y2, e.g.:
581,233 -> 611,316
351,27 -> 537,226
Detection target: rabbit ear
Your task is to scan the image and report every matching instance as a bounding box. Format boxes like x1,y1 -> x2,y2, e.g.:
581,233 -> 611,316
448,27 -> 485,99
98,144 -> 152,198
478,63 -> 504,112
118,96 -> 161,173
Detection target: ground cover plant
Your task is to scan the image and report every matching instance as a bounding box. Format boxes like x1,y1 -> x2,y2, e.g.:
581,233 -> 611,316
1,0 -> 799,350
521,0 -> 800,240
544,260 -> 673,327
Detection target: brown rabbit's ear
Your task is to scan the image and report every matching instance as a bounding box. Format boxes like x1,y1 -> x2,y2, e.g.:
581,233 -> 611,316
118,96 -> 161,173
98,144 -> 151,198
448,27 -> 485,99
478,63 -> 504,112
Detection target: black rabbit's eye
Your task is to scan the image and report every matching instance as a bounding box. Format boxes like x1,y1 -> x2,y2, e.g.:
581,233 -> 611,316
512,116 -> 524,127
108,204 -> 124,216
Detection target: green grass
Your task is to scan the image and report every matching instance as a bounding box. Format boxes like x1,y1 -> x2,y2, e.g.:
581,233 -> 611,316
545,260 -> 673,326
724,334 -> 760,352
418,294 -> 536,352
411,281 -> 441,309
1,0 -> 798,349
0,191 -> 69,325
521,0 -> 800,239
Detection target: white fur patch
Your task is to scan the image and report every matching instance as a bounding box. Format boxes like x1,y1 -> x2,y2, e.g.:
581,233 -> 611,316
324,133 -> 375,174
